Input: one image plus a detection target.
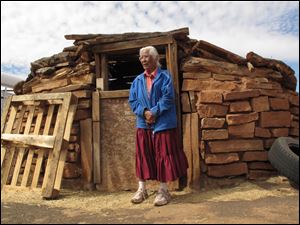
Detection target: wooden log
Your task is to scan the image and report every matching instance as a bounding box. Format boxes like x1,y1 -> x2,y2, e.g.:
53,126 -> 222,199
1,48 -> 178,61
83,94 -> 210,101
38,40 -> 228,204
194,40 -> 247,65
68,27 -> 189,44
246,51 -> 297,90
182,57 -> 283,81
32,79 -> 70,93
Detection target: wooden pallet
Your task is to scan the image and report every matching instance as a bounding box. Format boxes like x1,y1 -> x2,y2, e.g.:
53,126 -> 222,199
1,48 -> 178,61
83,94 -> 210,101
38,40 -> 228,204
1,92 -> 77,198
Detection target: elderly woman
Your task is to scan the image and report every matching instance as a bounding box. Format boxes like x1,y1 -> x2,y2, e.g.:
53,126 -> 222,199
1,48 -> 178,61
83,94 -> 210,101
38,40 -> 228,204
129,46 -> 188,206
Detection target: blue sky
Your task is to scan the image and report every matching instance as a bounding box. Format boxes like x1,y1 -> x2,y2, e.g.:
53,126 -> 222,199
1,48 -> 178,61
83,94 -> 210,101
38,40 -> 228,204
1,1 -> 299,91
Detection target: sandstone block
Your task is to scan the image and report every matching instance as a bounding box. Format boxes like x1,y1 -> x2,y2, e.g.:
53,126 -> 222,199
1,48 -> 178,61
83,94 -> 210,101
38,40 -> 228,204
229,101 -> 252,113
226,112 -> 258,125
228,122 -> 255,138
202,129 -> 228,140
198,91 -> 223,104
197,104 -> 228,118
260,111 -> 291,128
182,79 -> 237,91
290,128 -> 299,136
255,127 -> 271,138
207,163 -> 248,177
264,138 -> 276,149
270,128 -> 289,137
251,96 -> 270,112
290,107 -> 299,116
201,118 -> 225,128
205,153 -> 239,164
208,139 -> 264,153
269,98 -> 289,110
223,90 -> 260,101
242,151 -> 268,161
248,162 -> 275,170
289,94 -> 299,106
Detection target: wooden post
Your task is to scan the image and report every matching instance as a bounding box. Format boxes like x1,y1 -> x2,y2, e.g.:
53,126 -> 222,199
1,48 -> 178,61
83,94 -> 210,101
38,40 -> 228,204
182,114 -> 192,187
92,91 -> 101,184
95,53 -> 101,79
101,54 -> 109,90
191,113 -> 200,189
166,40 -> 182,145
80,118 -> 93,184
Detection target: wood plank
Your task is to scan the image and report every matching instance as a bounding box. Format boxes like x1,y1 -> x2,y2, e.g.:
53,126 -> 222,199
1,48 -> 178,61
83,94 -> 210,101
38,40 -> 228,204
21,107 -> 44,187
31,105 -> 55,188
12,92 -> 73,102
42,93 -> 72,198
167,41 -> 182,146
191,113 -> 200,188
54,102 -> 78,191
182,114 -> 192,187
100,90 -> 129,99
93,122 -> 101,183
80,119 -> 93,184
96,78 -> 104,90
1,96 -> 13,133
1,104 -> 19,189
92,36 -> 173,53
92,91 -> 100,121
2,134 -> 55,149
1,101 -> 17,168
10,105 -> 35,186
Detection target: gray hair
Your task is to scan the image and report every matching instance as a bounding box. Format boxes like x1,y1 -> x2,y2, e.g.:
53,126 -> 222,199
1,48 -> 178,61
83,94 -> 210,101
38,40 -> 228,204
139,46 -> 161,67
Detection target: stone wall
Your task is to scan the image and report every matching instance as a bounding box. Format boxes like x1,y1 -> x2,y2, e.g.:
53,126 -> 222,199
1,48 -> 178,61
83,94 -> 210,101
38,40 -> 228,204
181,63 -> 299,182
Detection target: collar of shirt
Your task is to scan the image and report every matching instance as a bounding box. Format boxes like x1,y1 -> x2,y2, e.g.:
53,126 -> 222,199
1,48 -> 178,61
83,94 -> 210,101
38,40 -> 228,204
144,68 -> 158,79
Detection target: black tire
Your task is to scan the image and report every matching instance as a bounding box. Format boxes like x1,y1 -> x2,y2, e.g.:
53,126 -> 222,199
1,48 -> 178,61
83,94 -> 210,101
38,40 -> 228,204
268,137 -> 299,184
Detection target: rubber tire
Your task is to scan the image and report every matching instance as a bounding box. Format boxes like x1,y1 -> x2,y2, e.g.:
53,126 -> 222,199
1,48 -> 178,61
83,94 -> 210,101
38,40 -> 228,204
268,137 -> 299,185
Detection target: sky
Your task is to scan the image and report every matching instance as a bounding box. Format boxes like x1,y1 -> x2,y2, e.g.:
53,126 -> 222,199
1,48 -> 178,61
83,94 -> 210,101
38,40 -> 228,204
1,1 -> 299,91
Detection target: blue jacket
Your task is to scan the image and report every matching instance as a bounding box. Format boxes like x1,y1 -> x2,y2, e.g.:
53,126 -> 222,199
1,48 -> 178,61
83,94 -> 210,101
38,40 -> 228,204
129,68 -> 177,133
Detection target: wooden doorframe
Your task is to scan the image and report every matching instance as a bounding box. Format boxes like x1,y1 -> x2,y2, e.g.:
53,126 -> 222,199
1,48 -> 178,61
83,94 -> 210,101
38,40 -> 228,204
92,36 -> 183,184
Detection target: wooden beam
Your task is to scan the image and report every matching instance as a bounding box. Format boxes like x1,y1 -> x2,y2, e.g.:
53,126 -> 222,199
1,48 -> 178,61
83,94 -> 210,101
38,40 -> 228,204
99,90 -> 129,99
12,92 -> 73,102
42,93 -> 72,198
92,36 -> 173,53
1,134 -> 55,149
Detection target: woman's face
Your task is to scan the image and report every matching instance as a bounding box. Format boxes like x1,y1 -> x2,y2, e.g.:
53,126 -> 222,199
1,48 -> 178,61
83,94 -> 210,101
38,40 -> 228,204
139,50 -> 156,71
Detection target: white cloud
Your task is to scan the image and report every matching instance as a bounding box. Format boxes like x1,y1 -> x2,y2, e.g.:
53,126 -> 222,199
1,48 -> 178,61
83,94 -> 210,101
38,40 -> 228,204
1,1 -> 299,73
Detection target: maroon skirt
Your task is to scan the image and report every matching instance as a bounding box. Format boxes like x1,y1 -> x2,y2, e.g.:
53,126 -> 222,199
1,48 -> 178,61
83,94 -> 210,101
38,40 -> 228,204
135,128 -> 188,182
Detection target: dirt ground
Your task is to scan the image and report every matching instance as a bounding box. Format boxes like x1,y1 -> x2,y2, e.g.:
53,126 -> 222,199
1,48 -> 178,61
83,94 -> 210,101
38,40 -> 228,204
1,176 -> 299,224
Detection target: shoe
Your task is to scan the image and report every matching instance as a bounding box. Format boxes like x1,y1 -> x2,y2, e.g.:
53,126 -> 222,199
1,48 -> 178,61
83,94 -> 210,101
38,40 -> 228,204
131,189 -> 148,204
154,189 -> 171,206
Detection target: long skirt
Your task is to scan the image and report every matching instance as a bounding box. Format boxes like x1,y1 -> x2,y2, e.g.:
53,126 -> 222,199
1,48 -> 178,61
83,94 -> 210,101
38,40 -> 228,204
135,128 -> 188,182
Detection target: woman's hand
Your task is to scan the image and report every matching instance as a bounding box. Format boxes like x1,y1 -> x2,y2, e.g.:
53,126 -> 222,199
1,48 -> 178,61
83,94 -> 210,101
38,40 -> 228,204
144,110 -> 156,124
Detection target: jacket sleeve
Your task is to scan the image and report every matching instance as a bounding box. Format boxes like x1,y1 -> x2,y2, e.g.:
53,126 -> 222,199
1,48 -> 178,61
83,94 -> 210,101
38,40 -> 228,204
128,78 -> 146,118
150,72 -> 175,118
